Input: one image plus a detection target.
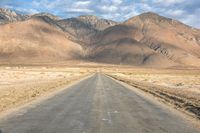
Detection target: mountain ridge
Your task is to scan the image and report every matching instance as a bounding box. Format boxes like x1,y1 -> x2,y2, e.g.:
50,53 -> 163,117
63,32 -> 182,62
0,8 -> 28,24
0,8 -> 200,68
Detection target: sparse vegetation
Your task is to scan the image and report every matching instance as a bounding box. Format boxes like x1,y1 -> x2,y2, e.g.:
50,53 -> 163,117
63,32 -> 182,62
0,66 -> 91,113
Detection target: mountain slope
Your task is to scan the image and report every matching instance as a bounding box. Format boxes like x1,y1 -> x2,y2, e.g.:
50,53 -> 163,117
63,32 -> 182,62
125,12 -> 200,66
0,17 -> 83,63
57,18 -> 97,45
0,8 -> 28,24
0,8 -> 200,67
88,38 -> 177,67
89,12 -> 200,67
56,15 -> 118,45
78,15 -> 118,31
32,13 -> 61,21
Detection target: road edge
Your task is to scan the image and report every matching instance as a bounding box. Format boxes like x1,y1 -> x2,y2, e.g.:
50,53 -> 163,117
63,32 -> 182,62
0,73 -> 95,120
105,74 -> 200,131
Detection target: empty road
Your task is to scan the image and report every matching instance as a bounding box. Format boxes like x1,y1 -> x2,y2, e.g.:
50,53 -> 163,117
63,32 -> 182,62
0,73 -> 199,133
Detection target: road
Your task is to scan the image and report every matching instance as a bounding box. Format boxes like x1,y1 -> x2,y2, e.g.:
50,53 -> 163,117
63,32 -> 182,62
0,73 -> 199,133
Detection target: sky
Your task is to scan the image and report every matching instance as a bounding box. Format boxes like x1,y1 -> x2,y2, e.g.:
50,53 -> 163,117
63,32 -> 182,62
0,0 -> 200,28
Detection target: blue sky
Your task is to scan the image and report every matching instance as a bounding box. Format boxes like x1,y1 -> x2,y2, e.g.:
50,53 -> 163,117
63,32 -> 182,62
0,0 -> 200,28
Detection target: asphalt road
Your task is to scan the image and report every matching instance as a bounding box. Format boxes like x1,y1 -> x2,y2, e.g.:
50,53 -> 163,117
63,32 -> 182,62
0,73 -> 199,133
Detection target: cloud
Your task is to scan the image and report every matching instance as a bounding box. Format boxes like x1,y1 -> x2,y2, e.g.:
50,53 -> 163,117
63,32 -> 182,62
17,8 -> 39,14
111,0 -> 122,5
154,0 -> 185,6
74,1 -> 91,7
165,9 -> 185,17
99,5 -> 118,13
101,13 -> 121,20
66,8 -> 94,13
0,0 -> 199,28
63,0 -> 93,13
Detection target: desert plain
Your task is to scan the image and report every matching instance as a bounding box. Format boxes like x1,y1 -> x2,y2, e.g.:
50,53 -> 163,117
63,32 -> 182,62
0,65 -> 92,114
0,6 -> 200,132
0,64 -> 200,122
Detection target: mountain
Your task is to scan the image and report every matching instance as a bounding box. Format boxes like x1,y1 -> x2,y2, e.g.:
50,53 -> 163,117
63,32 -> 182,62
56,15 -> 118,45
0,8 -> 200,67
0,16 -> 83,63
88,12 -> 200,67
0,8 -> 28,24
32,13 -> 61,21
125,12 -> 200,66
77,15 -> 118,31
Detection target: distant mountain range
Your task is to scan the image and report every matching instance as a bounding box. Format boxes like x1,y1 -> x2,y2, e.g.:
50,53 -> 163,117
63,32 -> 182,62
0,8 -> 200,67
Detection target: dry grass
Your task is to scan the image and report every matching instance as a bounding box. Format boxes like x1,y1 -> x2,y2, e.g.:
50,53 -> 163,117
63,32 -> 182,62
0,66 -> 92,113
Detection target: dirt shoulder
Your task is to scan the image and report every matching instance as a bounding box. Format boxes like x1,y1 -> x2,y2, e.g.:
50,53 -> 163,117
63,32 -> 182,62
107,74 -> 200,120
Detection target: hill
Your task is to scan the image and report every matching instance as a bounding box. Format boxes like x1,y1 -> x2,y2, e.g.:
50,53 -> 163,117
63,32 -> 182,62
0,16 -> 83,64
89,12 -> 200,67
0,8 -> 28,24
0,8 -> 200,67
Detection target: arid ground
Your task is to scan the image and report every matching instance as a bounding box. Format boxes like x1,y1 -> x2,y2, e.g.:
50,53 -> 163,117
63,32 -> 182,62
1,65 -> 200,120
0,3 -> 200,132
103,67 -> 200,120
0,65 -> 200,133
0,66 -> 93,114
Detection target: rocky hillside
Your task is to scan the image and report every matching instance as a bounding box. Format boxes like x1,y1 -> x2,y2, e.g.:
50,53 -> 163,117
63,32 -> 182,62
57,15 -> 118,45
0,8 -> 200,67
89,12 -> 200,67
0,8 -> 28,24
125,12 -> 200,66
0,16 -> 83,63
32,13 -> 61,21
78,15 -> 118,31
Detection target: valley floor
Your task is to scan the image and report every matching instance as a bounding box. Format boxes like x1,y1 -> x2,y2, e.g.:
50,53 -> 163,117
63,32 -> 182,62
0,65 -> 199,132
0,73 -> 199,133
0,66 -> 91,114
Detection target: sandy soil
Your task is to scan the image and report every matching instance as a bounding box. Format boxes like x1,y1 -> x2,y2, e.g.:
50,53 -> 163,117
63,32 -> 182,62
108,72 -> 200,94
0,66 -> 91,113
104,67 -> 200,119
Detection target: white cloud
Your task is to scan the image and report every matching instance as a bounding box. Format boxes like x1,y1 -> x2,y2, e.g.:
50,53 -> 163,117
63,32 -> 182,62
154,0 -> 185,6
66,8 -> 94,13
2,5 -> 14,9
101,13 -> 121,20
15,8 -> 39,14
74,1 -> 91,8
64,0 -> 93,13
99,5 -> 118,13
111,0 -> 122,5
165,9 -> 185,17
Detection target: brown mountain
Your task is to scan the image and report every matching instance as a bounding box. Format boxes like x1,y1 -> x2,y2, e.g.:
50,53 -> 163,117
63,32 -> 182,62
32,13 -> 61,21
88,12 -> 200,67
125,12 -> 200,66
77,15 -> 118,31
0,8 -> 200,67
0,16 -> 83,63
56,15 -> 118,46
